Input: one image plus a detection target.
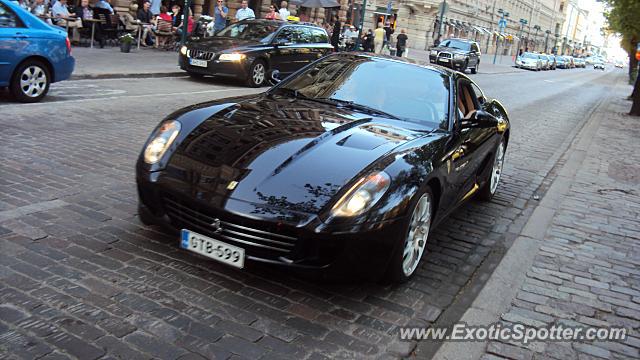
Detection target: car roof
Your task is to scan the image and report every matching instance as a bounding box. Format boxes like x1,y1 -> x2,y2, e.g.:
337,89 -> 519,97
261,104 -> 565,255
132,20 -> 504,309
442,38 -> 476,43
236,19 -> 324,30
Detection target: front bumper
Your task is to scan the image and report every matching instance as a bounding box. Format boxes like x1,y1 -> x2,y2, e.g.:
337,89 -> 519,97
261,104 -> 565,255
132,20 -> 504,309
179,53 -> 250,79
429,55 -> 466,69
516,62 -> 538,70
137,170 -> 406,279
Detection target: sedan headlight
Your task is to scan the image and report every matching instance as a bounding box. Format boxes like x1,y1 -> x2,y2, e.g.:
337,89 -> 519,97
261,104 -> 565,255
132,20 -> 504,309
144,120 -> 181,164
218,53 -> 246,62
430,50 -> 438,55
180,46 -> 187,56
331,171 -> 391,217
454,54 -> 466,60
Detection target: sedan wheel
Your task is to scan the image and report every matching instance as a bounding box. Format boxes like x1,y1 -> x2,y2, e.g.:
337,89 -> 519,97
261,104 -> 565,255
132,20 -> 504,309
478,138 -> 506,201
388,188 -> 433,282
10,60 -> 50,103
247,61 -> 266,87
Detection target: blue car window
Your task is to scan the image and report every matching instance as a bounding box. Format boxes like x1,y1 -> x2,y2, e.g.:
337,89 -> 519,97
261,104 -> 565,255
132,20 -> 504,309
0,2 -> 20,28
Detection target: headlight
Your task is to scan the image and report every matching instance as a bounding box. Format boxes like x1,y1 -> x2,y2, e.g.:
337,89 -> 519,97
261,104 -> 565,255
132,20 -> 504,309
219,53 -> 246,62
430,50 -> 438,55
144,120 -> 181,164
454,54 -> 465,60
331,171 -> 391,217
180,46 -> 187,56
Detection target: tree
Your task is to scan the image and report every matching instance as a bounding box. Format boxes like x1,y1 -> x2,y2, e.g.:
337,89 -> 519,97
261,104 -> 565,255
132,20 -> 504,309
604,0 -> 640,116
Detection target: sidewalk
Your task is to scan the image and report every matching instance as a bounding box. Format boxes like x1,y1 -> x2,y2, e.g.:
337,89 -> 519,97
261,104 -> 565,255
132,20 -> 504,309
435,74 -> 640,359
71,47 -> 182,80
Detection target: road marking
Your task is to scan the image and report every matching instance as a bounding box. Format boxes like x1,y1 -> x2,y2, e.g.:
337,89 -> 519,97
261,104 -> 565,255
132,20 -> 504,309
1,88 -> 253,107
544,80 -> 554,83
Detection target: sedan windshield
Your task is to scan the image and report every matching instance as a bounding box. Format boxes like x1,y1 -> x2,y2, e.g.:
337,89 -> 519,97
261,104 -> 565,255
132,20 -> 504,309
521,53 -> 538,59
216,22 -> 279,42
439,39 -> 471,51
273,55 -> 450,129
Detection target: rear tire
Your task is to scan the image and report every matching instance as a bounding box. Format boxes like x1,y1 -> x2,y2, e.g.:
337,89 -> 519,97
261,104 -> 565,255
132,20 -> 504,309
10,59 -> 50,103
247,60 -> 267,87
478,138 -> 506,201
387,187 -> 434,283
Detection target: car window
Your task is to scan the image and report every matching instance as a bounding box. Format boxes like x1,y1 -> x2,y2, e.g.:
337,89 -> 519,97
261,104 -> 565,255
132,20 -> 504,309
471,43 -> 479,53
276,55 -> 450,129
470,82 -> 485,105
457,80 -> 479,120
276,27 -> 302,44
0,2 -> 21,28
296,27 -> 314,44
308,27 -> 328,43
216,22 -> 279,42
440,39 -> 471,51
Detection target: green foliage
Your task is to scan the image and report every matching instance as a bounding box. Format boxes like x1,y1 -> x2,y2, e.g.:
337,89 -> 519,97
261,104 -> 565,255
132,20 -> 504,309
603,0 -> 640,55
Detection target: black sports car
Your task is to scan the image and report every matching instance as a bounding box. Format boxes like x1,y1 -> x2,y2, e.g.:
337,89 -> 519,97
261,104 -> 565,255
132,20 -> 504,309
137,53 -> 510,282
179,19 -> 333,87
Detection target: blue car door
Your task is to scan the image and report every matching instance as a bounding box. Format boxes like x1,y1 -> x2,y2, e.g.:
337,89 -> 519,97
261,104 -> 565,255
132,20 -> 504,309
0,1 -> 27,85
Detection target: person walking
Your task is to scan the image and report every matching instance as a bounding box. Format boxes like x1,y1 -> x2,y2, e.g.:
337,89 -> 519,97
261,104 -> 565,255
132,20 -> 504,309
395,29 -> 408,57
363,28 -> 374,52
264,4 -> 279,20
213,0 -> 228,33
373,22 -> 384,54
330,16 -> 340,51
278,1 -> 290,20
235,0 -> 254,21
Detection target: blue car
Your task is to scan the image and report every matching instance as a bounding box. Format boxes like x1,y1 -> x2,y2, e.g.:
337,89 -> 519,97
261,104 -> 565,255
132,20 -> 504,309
0,0 -> 74,102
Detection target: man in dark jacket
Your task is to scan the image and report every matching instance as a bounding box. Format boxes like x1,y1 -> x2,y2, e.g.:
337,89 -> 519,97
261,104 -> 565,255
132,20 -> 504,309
137,0 -> 154,46
395,29 -> 408,57
331,16 -> 341,51
383,20 -> 394,45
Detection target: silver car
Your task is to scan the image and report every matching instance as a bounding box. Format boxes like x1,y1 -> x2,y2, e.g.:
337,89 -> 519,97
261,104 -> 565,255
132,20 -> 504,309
515,52 -> 542,71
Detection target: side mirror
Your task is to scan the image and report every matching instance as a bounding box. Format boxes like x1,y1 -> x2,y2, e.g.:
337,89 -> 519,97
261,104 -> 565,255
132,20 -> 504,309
460,110 -> 497,129
269,70 -> 281,85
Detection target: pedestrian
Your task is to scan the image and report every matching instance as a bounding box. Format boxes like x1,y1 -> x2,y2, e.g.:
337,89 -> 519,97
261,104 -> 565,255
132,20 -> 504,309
235,0 -> 255,21
374,22 -> 384,54
264,4 -> 279,20
395,29 -> 408,57
213,0 -> 228,32
278,1 -> 290,20
383,20 -> 394,44
330,15 -> 340,51
171,4 -> 182,27
363,28 -> 374,52
51,0 -> 83,43
78,0 -> 105,47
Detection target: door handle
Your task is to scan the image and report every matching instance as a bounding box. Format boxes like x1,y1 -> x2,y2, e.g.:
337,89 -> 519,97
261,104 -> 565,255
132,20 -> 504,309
14,33 -> 28,38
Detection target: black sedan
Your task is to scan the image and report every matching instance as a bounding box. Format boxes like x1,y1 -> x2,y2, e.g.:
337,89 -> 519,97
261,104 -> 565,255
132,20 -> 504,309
137,53 -> 510,282
179,20 -> 333,87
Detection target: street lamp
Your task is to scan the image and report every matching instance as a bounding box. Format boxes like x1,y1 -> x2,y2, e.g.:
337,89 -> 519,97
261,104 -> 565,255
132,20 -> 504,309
493,8 -> 509,64
533,25 -> 541,51
514,18 -> 528,61
544,29 -> 551,53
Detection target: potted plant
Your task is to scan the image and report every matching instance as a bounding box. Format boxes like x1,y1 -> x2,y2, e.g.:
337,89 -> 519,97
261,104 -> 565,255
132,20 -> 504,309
119,33 -> 135,53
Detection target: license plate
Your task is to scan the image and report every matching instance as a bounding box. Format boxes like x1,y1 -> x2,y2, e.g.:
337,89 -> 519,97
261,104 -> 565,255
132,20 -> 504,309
180,229 -> 245,268
189,58 -> 208,67
440,58 -> 449,62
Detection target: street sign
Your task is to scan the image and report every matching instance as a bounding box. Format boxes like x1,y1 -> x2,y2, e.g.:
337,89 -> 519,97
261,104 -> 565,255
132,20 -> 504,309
498,18 -> 507,30
386,0 -> 393,14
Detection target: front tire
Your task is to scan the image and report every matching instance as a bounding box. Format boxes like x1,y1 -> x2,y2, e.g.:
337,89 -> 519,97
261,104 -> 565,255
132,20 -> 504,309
388,188 -> 433,283
478,138 -> 506,201
10,60 -> 50,103
471,61 -> 479,74
247,60 -> 267,87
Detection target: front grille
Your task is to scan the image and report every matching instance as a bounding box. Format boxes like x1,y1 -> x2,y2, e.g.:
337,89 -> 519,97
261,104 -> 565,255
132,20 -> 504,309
438,52 -> 452,59
188,49 -> 215,61
162,193 -> 297,258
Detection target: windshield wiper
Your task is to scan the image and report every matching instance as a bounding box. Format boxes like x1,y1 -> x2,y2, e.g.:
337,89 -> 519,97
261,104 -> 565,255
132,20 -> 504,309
321,98 -> 400,119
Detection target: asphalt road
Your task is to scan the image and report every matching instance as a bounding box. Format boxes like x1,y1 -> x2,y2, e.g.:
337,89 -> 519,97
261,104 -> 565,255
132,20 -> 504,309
0,65 -> 625,359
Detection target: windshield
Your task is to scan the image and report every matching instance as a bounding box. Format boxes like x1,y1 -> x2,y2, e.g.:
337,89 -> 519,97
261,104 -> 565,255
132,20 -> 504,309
440,39 -> 471,51
273,55 -> 450,129
521,53 -> 538,59
216,21 -> 279,42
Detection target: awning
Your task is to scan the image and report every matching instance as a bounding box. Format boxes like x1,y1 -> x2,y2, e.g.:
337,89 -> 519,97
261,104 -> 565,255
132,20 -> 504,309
481,27 -> 493,35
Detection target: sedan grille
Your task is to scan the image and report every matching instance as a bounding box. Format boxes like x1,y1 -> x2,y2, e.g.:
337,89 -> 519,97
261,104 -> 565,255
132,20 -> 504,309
438,52 -> 452,59
188,49 -> 215,61
162,193 -> 297,257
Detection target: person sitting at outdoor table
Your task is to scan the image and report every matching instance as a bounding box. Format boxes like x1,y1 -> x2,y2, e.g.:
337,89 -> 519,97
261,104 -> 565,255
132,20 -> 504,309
137,0 -> 154,46
342,25 -> 358,50
174,13 -> 193,36
93,0 -> 114,14
30,0 -> 51,23
15,0 -> 30,11
157,5 -> 172,22
234,0 -> 254,22
77,0 -> 104,48
121,3 -> 140,32
263,4 -> 279,20
170,4 -> 182,27
51,0 -> 83,43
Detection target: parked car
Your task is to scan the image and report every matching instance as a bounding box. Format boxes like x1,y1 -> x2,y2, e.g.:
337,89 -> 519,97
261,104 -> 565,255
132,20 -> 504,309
574,58 -> 586,68
555,56 -> 569,69
137,53 -> 510,282
515,52 -> 542,71
0,0 -> 75,102
538,54 -> 550,70
567,56 -> 576,68
546,55 -> 557,70
179,19 -> 332,87
429,38 -> 482,74
615,61 -> 624,68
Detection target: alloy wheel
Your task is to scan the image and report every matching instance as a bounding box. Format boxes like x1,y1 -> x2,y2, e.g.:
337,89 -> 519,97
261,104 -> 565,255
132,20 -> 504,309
20,65 -> 47,98
490,140 -> 506,194
252,63 -> 265,86
402,192 -> 432,277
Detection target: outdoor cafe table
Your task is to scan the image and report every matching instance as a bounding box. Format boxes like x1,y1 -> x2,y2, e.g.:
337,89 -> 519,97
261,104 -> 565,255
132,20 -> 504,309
82,18 -> 105,48
136,22 -> 151,50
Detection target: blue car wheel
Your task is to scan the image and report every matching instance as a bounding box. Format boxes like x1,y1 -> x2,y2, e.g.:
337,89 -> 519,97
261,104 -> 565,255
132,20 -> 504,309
10,59 -> 51,103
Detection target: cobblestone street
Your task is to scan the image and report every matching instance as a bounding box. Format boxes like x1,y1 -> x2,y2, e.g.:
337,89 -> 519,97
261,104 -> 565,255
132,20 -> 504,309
0,65 -> 637,359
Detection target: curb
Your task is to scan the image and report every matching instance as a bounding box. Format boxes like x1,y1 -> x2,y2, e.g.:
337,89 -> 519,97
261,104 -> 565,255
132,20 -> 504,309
70,71 -> 185,80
